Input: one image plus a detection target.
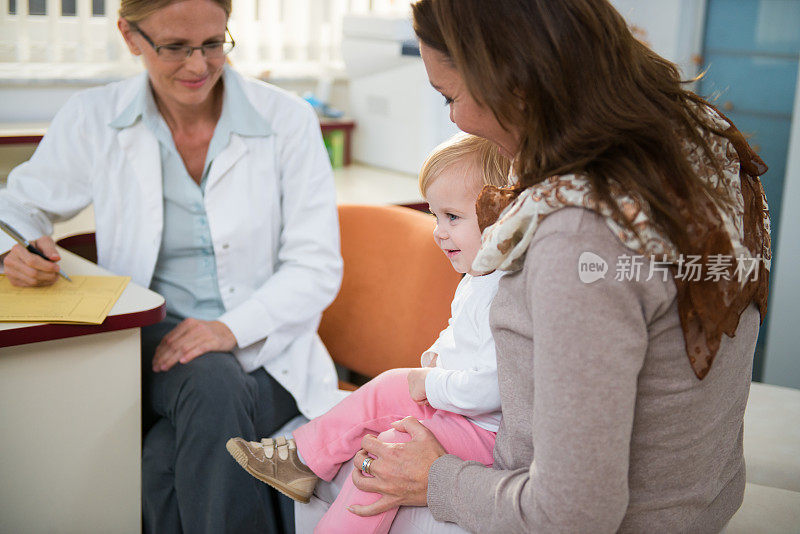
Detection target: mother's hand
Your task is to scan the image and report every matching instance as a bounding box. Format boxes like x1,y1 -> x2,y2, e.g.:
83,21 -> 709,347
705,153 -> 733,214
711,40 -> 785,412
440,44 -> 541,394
348,417 -> 447,517
152,318 -> 237,372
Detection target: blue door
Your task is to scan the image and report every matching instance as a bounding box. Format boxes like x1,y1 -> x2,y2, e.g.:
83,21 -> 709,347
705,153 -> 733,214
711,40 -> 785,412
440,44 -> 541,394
698,0 -> 800,380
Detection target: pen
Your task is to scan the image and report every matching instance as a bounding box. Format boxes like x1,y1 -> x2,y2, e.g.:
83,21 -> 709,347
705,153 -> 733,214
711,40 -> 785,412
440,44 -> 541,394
0,219 -> 72,282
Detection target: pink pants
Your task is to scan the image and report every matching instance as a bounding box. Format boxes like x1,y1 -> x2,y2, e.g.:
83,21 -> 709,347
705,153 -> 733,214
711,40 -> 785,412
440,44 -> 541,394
292,368 -> 496,534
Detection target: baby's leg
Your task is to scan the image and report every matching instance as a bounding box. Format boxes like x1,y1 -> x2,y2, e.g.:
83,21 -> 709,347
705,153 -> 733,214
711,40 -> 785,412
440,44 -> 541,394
294,368 -> 437,481
314,412 -> 496,534
313,426 -> 409,534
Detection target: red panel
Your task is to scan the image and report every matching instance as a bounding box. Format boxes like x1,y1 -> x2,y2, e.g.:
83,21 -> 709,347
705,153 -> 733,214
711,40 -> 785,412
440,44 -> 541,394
0,302 -> 165,349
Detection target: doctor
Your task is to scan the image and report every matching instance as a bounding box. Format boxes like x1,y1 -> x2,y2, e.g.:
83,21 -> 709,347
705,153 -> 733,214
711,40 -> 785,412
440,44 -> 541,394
0,0 -> 344,532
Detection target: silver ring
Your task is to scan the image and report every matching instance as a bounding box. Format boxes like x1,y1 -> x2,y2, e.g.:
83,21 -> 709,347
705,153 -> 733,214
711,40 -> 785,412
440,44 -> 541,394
361,457 -> 373,476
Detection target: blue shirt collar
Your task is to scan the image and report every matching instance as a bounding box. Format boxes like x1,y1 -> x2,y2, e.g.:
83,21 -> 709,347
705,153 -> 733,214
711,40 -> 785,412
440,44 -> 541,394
108,66 -> 272,138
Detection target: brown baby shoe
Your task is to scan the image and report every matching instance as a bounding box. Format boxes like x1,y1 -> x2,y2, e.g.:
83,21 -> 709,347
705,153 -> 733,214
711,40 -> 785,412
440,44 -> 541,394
226,436 -> 318,503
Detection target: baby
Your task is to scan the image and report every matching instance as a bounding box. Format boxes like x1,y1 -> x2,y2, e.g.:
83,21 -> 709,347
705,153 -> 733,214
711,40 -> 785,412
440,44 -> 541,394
227,132 -> 510,533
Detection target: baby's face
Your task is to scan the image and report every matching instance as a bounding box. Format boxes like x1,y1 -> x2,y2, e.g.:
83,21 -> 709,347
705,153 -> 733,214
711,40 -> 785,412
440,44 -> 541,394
426,163 -> 484,275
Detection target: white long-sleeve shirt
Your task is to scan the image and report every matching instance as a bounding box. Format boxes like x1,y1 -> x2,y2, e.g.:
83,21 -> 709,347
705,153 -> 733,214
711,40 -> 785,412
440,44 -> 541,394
422,270 -> 504,432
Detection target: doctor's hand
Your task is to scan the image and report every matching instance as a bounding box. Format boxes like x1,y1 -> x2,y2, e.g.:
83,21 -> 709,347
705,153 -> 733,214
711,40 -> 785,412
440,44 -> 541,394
348,417 -> 446,517
2,236 -> 60,287
152,318 -> 237,372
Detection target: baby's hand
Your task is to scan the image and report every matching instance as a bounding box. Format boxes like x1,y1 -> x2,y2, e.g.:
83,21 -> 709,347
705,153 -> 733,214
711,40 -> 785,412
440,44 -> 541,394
420,351 -> 438,368
407,368 -> 432,404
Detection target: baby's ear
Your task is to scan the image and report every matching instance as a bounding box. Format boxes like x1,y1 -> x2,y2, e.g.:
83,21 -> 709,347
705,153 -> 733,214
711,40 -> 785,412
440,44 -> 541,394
476,185 -> 522,232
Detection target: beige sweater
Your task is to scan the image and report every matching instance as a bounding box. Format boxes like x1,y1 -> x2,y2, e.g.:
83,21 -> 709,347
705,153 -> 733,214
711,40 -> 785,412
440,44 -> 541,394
427,207 -> 759,533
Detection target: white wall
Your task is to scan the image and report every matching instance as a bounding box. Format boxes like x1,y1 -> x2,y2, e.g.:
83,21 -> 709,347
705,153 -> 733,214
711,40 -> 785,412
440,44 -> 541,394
0,74 -> 350,123
763,62 -> 800,388
0,83 -> 92,122
610,0 -> 706,80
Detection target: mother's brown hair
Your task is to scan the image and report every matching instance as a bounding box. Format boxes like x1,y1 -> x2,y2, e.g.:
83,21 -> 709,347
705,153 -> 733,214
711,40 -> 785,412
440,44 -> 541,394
412,0 -> 740,254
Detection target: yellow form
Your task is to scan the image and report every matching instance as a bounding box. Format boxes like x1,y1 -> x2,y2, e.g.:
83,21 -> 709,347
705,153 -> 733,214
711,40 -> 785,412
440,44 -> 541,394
0,275 -> 130,324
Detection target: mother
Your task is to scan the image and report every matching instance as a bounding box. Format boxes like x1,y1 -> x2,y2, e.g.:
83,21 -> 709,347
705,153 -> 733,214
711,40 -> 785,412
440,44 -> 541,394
305,0 -> 771,531
0,0 -> 344,532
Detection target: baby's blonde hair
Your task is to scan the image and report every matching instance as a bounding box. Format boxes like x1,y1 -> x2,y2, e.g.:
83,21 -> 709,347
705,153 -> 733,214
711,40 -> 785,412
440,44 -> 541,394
419,133 -> 511,197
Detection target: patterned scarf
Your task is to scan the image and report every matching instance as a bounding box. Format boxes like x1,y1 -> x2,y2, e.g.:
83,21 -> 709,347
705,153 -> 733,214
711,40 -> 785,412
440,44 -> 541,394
473,107 -> 770,379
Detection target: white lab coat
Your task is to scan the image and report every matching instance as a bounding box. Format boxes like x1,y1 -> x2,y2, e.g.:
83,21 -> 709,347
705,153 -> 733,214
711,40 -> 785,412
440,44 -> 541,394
0,68 -> 348,418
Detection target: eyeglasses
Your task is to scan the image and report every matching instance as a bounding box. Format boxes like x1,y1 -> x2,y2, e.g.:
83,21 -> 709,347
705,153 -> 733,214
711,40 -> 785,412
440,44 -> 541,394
132,24 -> 235,62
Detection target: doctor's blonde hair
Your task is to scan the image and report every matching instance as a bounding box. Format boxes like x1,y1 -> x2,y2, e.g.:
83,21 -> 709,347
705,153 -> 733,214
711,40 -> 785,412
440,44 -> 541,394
419,133 -> 511,197
120,0 -> 232,23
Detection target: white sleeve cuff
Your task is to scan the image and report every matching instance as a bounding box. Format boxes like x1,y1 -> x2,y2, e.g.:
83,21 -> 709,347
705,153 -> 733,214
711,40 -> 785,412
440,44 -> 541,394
218,298 -> 275,348
424,367 -> 453,411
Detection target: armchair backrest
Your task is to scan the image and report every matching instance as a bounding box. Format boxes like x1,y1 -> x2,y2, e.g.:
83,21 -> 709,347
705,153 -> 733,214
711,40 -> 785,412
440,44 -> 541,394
319,204 -> 462,379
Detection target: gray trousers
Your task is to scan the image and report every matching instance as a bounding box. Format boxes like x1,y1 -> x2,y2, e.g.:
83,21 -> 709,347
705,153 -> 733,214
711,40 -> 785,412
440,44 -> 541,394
141,317 -> 299,534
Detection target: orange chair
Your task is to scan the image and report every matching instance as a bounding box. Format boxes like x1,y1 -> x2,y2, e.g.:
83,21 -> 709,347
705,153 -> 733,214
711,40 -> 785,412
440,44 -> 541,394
319,204 -> 461,389
56,205 -> 461,389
